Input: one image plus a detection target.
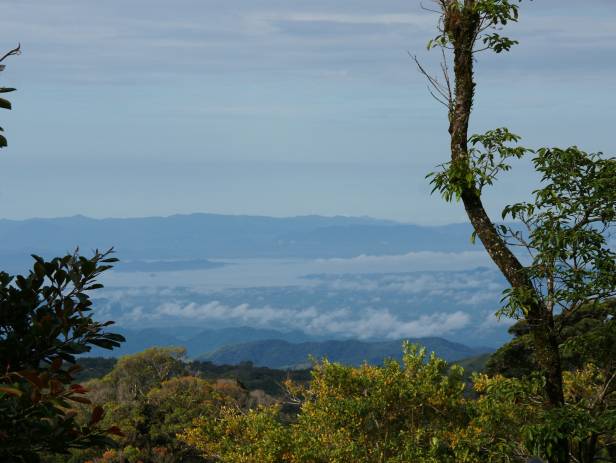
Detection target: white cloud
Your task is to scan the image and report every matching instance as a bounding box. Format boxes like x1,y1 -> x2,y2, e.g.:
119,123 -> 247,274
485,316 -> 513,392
315,251 -> 492,272
138,300 -> 470,340
306,267 -> 505,308
303,308 -> 471,339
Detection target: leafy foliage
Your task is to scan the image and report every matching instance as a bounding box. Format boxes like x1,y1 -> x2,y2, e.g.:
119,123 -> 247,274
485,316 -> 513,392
180,343 -> 616,462
0,44 -> 20,148
75,357 -> 313,397
428,127 -> 529,202
0,250 -> 125,462
181,405 -> 291,463
79,347 -> 270,462
190,360 -> 312,396
499,148 -> 616,319
182,344 -> 487,463
486,301 -> 616,461
427,0 -> 523,54
98,347 -> 188,402
487,300 -> 616,378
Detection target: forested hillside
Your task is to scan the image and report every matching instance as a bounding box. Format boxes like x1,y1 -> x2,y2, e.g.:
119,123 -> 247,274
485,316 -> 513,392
76,355 -> 313,397
201,337 -> 486,369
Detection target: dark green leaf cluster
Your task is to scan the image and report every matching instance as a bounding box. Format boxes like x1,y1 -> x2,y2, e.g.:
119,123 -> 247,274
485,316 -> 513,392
0,250 -> 125,462
0,250 -> 124,367
0,43 -> 20,148
499,148 -> 616,318
481,32 -> 518,53
0,85 -> 15,148
487,301 -> 616,461
487,300 -> 616,377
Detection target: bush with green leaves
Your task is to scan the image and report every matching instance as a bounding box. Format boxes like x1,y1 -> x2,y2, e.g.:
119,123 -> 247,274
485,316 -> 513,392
180,343 -> 616,462
0,250 -> 125,462
182,344 -> 475,463
79,347 -> 259,463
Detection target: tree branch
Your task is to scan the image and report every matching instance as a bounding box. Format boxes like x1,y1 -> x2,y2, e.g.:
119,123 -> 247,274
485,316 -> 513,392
0,44 -> 21,64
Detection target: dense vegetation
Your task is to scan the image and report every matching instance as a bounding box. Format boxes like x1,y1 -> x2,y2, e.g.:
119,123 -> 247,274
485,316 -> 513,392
0,251 -> 125,462
76,356 -> 312,397
33,330 -> 616,462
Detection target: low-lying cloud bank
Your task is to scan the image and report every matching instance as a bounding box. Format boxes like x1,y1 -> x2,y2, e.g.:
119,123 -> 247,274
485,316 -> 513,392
305,267 -> 504,302
96,266 -> 512,344
315,251 -> 492,273
120,300 -> 471,340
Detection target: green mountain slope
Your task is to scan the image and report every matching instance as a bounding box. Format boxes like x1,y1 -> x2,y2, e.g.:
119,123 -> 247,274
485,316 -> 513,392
201,337 -> 490,369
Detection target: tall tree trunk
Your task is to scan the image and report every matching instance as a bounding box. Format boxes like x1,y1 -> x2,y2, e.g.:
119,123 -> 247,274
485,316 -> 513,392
442,1 -> 567,460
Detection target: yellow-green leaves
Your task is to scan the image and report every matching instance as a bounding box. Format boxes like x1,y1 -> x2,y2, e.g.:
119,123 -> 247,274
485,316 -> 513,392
182,344 -> 475,463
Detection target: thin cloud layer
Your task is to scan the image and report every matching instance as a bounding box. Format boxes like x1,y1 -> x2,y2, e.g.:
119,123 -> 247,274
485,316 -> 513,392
315,251 -> 493,273
95,265 -> 511,344
308,269 -> 504,304
122,300 -> 470,340
3,1 -> 614,84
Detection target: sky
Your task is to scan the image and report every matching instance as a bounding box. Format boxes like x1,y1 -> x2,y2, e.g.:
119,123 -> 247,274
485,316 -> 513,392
0,0 -> 615,224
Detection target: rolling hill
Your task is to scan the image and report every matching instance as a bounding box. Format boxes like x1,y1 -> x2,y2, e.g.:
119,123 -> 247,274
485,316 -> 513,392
85,326 -> 315,358
200,337 -> 489,369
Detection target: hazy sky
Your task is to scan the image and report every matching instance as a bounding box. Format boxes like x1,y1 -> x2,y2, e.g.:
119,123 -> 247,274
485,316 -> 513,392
0,0 -> 614,224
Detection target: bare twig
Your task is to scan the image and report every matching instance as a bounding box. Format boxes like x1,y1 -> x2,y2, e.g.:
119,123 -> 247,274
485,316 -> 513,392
411,52 -> 454,110
419,1 -> 442,15
0,44 -> 21,64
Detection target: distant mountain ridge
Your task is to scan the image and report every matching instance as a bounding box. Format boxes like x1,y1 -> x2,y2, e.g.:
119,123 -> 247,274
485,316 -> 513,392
200,337 -> 489,369
85,326 -> 489,369
86,326 -> 315,358
0,213 -> 479,272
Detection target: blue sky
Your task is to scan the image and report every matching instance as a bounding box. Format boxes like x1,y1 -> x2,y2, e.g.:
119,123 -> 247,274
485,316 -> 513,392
0,0 -> 614,224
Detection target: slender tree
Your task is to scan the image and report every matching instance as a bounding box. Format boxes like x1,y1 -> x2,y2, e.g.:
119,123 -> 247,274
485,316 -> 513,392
419,2 -> 616,462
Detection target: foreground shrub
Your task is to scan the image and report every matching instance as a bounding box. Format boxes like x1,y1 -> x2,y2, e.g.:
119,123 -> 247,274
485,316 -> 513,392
0,251 -> 124,462
181,342 -> 616,462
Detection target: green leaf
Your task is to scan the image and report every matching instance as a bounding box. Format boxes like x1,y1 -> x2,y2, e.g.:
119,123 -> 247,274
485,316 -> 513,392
33,261 -> 46,278
104,333 -> 126,342
0,97 -> 12,110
